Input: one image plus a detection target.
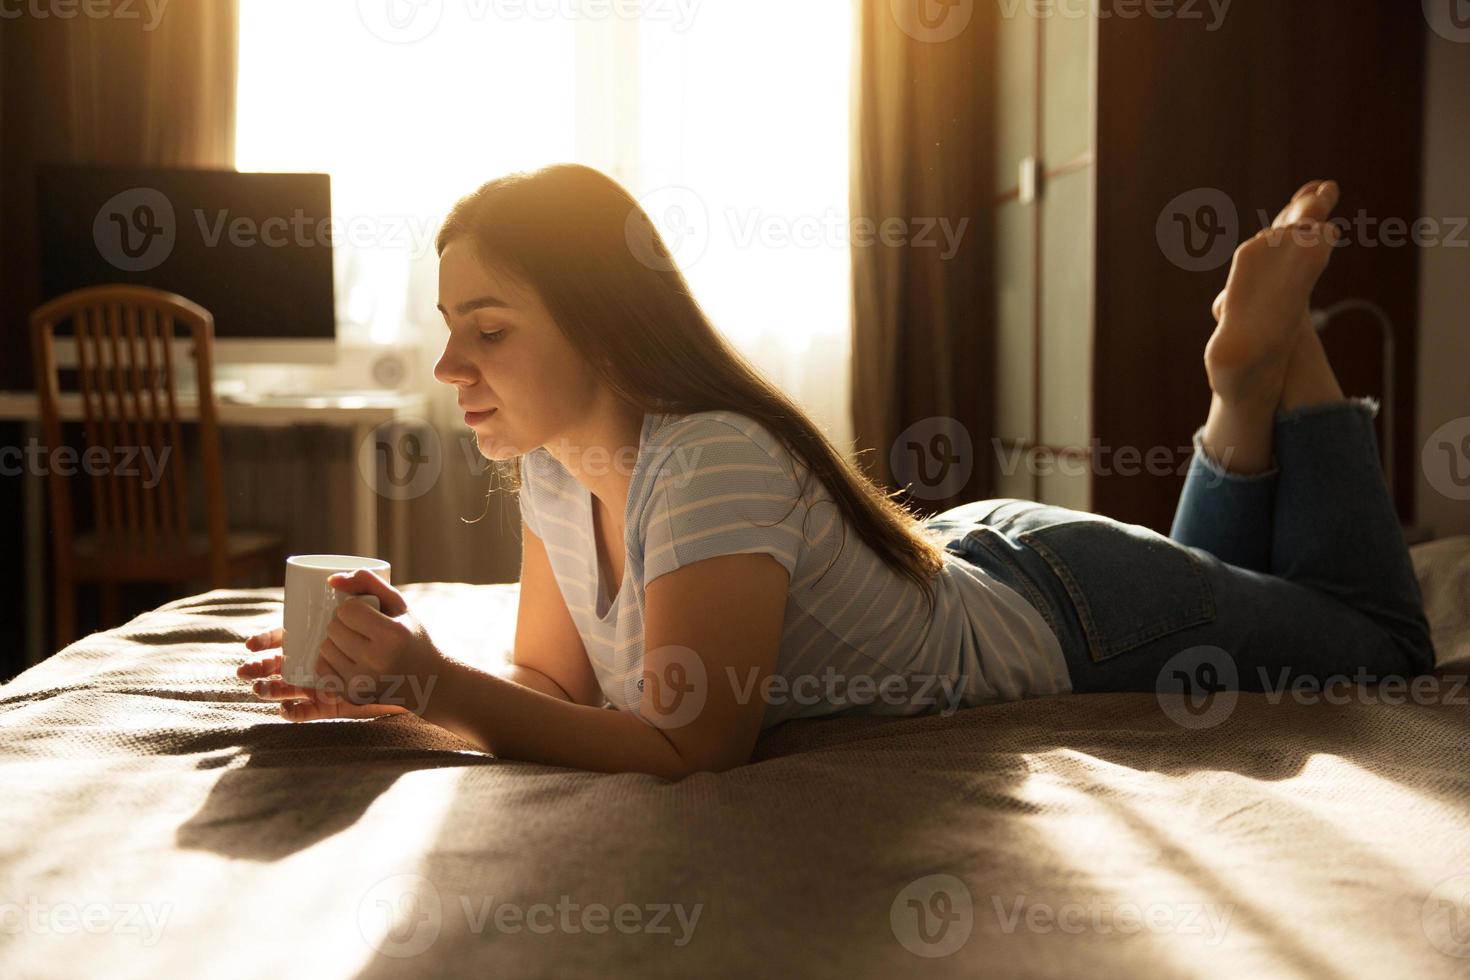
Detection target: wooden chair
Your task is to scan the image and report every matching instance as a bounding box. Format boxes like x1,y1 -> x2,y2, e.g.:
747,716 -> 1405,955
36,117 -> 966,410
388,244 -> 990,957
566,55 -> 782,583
31,285 -> 285,650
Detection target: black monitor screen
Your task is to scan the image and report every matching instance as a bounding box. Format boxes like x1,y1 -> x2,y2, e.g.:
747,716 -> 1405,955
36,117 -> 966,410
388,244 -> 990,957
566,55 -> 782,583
36,167 -> 335,341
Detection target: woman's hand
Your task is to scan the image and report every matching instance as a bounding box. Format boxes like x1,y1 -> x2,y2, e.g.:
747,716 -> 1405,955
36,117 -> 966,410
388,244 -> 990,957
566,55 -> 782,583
239,628 -> 413,722
238,568 -> 448,721
308,569 -> 449,713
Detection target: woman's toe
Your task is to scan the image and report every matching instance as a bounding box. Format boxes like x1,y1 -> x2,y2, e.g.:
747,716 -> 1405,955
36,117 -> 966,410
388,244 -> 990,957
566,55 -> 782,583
1275,180 -> 1339,229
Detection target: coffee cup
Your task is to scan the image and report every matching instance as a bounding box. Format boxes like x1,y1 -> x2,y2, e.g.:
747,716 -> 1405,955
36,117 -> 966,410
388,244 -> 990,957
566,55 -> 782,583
282,554 -> 391,688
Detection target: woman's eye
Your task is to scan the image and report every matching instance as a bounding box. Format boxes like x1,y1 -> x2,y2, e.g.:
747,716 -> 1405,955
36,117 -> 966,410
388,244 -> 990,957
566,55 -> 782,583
479,330 -> 506,343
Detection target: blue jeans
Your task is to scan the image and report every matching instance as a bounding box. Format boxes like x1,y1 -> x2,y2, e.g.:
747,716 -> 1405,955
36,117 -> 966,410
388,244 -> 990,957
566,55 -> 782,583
927,400 -> 1436,694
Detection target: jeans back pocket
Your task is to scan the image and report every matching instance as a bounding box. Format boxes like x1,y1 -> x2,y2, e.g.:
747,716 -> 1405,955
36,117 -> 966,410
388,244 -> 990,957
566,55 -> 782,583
1016,517 -> 1217,664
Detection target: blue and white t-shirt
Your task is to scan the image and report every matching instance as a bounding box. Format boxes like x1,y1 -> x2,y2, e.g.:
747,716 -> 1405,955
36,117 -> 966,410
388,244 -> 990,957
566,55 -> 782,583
518,410 -> 1071,729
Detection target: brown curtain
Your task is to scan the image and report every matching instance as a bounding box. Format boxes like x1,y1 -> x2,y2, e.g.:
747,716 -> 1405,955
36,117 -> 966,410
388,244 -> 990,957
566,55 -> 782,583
0,1 -> 239,386
849,0 -> 996,514
64,3 -> 239,167
0,3 -> 238,668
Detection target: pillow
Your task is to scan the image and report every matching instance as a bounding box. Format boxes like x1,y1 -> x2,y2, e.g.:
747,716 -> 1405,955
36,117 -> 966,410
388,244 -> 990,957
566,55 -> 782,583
1411,535 -> 1470,670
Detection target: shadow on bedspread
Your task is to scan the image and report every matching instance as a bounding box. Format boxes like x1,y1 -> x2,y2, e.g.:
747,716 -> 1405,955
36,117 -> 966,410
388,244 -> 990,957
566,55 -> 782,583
1,583 -> 1468,980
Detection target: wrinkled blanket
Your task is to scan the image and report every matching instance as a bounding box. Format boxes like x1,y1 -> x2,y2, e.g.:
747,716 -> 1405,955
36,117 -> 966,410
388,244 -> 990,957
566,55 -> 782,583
2,547 -> 1469,979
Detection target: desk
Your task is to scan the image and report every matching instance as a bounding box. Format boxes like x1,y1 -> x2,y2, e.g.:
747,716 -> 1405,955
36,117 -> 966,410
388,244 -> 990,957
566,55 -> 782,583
0,390 -> 427,666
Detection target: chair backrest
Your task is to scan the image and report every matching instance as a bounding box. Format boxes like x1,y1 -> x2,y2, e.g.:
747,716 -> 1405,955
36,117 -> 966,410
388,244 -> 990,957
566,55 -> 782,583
30,285 -> 228,576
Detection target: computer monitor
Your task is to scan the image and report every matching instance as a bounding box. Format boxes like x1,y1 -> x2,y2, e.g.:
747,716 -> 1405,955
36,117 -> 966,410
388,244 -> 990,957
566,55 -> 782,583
36,166 -> 337,364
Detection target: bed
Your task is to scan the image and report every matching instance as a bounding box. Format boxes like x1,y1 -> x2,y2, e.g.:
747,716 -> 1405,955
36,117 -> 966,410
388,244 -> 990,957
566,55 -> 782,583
3,538 -> 1468,979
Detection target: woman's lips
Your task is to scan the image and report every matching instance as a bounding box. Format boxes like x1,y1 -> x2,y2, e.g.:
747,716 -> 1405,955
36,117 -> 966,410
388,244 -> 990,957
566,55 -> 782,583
464,408 -> 496,425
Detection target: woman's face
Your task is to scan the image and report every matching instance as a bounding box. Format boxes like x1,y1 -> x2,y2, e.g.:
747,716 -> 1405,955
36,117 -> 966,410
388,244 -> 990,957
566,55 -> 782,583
434,239 -> 601,461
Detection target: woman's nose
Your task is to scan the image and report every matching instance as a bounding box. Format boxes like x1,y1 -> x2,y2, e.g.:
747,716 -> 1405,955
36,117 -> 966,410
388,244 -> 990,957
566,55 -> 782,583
433,341 -> 476,387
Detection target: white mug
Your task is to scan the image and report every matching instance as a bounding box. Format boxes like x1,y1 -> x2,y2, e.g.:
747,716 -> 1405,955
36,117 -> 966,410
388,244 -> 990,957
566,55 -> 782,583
282,554 -> 391,688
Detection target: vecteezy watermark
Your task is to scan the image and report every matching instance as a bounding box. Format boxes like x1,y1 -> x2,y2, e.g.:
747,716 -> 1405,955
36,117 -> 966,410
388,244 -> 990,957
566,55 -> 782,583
626,186 -> 710,273
190,210 -> 442,256
992,895 -> 1234,945
357,418 -> 445,502
269,670 -> 441,714
92,186 -> 442,273
1254,209 -> 1470,251
1157,186 -> 1470,272
725,666 -> 970,716
889,0 -> 975,43
545,438 -> 702,486
996,0 -> 1232,31
468,433 -> 706,486
992,439 -> 1230,485
890,874 -> 974,958
1256,667 -> 1469,709
725,209 -> 971,262
1423,873 -> 1470,958
626,645 -> 709,730
1156,187 -> 1240,272
357,0 -> 445,43
626,186 -> 972,273
0,897 -> 173,946
357,0 -> 702,44
890,416 -> 976,503
1422,416 -> 1470,502
626,648 -> 973,730
95,188 -> 176,272
1423,0 -> 1470,45
0,440 -> 171,489
356,874 -> 703,957
1157,648 -> 1468,730
0,0 -> 169,30
1156,645 -> 1239,730
360,419 -> 710,502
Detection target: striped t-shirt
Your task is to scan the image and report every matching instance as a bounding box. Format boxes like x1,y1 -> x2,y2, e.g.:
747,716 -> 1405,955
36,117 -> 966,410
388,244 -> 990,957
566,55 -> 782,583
517,410 -> 1070,729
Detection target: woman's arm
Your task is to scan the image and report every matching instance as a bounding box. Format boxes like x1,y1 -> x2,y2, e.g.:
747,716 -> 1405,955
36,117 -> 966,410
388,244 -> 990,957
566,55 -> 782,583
418,551 -> 790,778
241,520 -> 593,718
499,520 -> 604,705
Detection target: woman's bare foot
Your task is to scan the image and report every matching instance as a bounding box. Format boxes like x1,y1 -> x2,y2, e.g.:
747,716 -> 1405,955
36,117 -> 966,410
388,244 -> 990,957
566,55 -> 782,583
1199,180 -> 1343,473
1204,180 -> 1342,405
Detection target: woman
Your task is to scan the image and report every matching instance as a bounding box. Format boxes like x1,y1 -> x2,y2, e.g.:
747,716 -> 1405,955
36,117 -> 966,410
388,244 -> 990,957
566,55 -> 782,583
239,165 -> 1435,777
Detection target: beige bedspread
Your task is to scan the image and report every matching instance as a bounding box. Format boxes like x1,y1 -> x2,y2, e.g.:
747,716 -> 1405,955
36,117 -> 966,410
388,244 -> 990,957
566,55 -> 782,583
2,556 -> 1469,979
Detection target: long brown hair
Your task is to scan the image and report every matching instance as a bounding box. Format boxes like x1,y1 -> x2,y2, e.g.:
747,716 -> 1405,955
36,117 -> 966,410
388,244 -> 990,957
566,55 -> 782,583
435,163 -> 949,614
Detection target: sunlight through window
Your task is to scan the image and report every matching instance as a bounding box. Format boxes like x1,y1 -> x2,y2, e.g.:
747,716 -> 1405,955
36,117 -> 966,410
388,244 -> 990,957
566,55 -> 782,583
236,0 -> 853,445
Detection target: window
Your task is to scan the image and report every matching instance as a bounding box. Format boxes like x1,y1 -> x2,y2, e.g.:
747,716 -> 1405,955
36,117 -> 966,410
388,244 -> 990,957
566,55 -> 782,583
236,0 -> 854,447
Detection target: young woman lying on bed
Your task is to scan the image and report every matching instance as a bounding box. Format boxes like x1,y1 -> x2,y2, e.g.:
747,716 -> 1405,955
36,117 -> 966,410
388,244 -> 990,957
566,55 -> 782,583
238,165 -> 1436,779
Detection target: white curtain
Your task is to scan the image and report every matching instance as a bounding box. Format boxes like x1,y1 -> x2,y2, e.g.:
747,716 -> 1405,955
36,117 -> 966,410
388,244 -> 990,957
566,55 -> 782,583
236,0 -> 853,583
